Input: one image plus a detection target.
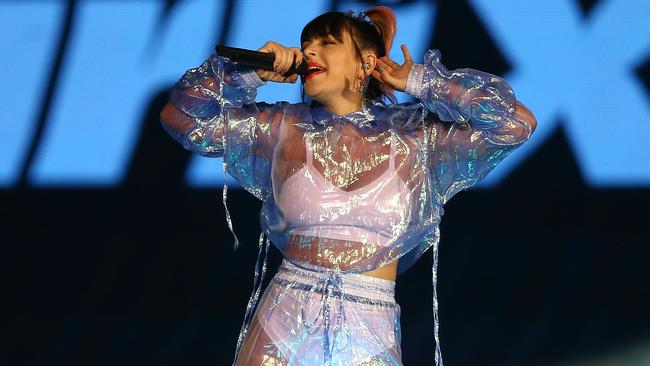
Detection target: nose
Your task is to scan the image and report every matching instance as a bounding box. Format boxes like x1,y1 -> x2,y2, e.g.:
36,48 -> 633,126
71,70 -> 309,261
303,47 -> 316,59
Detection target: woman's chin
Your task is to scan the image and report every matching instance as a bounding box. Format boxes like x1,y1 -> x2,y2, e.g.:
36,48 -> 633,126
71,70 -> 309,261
303,86 -> 321,100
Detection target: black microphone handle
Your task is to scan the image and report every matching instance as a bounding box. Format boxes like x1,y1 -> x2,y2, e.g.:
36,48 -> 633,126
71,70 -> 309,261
215,45 -> 309,76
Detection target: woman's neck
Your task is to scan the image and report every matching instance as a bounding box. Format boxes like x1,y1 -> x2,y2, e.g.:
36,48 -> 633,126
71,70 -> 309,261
319,93 -> 364,116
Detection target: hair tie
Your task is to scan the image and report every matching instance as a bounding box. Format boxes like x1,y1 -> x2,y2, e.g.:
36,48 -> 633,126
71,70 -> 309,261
348,10 -> 374,25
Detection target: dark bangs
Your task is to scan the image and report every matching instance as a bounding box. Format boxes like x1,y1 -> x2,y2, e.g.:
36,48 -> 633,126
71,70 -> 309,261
300,12 -> 385,57
301,12 -> 352,47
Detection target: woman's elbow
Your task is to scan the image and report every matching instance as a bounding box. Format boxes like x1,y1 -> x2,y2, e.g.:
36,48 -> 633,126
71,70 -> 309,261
515,101 -> 537,134
160,102 -> 194,134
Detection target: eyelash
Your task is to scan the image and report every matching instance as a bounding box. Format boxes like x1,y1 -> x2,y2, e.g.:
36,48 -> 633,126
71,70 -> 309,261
301,39 -> 335,50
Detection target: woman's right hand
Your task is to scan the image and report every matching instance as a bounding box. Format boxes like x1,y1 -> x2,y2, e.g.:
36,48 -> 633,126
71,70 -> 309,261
255,41 -> 303,84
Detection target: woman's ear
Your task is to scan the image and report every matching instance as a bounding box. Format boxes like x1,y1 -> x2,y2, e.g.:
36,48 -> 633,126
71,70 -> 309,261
362,53 -> 378,76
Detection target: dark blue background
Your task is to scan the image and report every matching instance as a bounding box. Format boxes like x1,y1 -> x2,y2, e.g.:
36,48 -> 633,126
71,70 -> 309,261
2,0 -> 649,365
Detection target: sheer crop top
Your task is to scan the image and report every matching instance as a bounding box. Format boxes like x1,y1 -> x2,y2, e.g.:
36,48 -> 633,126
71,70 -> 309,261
277,133 -> 412,247
164,49 -> 534,273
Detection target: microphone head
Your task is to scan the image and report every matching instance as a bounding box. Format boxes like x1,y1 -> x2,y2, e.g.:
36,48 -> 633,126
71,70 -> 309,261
284,60 -> 309,76
296,61 -> 309,75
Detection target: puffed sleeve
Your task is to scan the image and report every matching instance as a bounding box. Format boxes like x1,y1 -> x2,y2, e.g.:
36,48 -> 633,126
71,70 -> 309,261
161,53 -> 281,200
405,49 -> 535,204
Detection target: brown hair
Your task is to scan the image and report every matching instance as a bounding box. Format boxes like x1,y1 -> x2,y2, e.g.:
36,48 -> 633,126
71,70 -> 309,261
300,6 -> 397,102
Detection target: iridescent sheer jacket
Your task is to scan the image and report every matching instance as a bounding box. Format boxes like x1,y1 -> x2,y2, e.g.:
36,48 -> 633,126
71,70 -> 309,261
163,49 -> 533,364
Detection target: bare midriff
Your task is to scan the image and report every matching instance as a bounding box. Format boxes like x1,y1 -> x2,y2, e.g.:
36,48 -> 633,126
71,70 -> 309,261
284,235 -> 398,281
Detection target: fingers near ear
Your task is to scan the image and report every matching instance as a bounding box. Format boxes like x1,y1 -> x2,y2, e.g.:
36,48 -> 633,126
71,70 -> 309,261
401,44 -> 412,62
377,58 -> 393,72
378,65 -> 395,85
382,57 -> 400,69
370,69 -> 384,82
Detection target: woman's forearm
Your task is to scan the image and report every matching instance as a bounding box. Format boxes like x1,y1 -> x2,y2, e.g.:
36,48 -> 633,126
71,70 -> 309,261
160,54 -> 265,157
406,49 -> 535,141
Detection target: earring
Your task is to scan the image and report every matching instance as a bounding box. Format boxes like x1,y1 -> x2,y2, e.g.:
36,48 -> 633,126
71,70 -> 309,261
360,75 -> 369,95
363,61 -> 371,70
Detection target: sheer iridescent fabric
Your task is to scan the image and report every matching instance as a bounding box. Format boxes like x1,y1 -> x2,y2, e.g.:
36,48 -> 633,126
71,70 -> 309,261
162,49 -> 533,365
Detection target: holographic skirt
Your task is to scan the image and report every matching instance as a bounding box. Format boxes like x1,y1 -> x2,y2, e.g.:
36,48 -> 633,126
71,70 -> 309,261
237,260 -> 403,365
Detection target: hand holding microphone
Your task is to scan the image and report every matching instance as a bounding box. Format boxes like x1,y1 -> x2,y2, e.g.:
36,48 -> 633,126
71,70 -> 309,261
216,41 -> 308,84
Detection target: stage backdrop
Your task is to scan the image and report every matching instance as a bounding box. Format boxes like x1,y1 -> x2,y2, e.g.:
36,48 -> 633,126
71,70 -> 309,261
2,0 -> 649,365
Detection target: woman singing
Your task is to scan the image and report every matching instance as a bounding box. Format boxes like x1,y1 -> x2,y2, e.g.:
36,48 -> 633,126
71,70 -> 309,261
160,6 -> 536,365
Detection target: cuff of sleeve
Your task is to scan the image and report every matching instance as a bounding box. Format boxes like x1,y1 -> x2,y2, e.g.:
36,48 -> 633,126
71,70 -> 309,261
239,69 -> 266,89
405,63 -> 426,99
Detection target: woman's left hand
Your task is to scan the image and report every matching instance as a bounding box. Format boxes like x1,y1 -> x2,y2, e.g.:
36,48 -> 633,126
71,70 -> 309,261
371,44 -> 414,92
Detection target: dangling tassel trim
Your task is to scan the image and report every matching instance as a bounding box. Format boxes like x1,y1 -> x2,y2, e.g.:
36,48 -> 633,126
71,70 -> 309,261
431,234 -> 443,366
222,158 -> 240,249
232,232 -> 270,365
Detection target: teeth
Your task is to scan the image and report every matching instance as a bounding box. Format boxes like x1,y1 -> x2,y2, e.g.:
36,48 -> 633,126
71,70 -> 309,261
305,65 -> 326,77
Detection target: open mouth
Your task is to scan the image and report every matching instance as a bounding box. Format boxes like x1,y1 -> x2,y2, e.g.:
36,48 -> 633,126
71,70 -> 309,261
305,62 -> 327,80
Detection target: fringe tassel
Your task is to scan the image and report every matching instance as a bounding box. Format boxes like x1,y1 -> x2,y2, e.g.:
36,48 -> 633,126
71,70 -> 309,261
232,232 -> 270,365
432,235 -> 443,366
222,159 -> 240,249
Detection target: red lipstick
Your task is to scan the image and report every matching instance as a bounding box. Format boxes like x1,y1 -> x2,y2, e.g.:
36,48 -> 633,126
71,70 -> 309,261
305,61 -> 327,80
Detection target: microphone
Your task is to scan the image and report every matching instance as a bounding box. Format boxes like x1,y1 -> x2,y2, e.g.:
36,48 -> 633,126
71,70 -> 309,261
215,45 -> 309,76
